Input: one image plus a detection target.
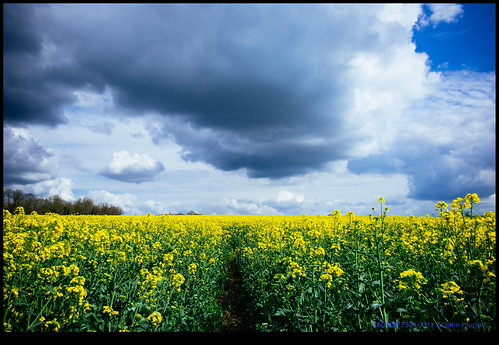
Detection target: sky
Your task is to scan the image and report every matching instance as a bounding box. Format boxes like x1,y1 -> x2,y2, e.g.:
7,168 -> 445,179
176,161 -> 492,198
3,3 -> 496,216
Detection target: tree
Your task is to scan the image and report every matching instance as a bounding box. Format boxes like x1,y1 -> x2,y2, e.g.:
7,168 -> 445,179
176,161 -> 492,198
2,189 -> 123,215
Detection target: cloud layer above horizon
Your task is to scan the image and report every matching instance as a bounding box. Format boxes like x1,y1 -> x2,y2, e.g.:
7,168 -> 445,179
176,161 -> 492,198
3,4 -> 495,215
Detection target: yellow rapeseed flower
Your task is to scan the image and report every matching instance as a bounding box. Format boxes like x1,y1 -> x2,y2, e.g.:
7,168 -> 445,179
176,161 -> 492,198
147,312 -> 162,326
102,305 -> 119,317
188,263 -> 198,275
440,281 -> 463,296
320,273 -> 333,288
171,272 -> 185,291
396,269 -> 427,291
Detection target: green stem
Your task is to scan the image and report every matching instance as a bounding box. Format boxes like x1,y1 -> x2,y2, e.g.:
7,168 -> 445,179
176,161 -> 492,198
375,201 -> 388,329
375,230 -> 387,327
477,279 -> 484,324
26,297 -> 52,331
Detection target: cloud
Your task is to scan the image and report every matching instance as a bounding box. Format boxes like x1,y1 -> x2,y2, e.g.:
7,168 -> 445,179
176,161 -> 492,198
348,70 -> 495,200
144,200 -> 168,214
269,190 -> 306,212
31,177 -> 76,201
3,4 -> 432,180
3,7 -> 68,127
274,190 -> 305,205
344,44 -> 440,157
225,198 -> 280,216
3,4 -> 494,208
3,126 -> 57,185
136,4 -> 429,179
3,5 -> 109,127
417,4 -> 464,28
66,88 -> 115,135
224,190 -> 306,215
88,190 -> 139,214
101,151 -> 165,183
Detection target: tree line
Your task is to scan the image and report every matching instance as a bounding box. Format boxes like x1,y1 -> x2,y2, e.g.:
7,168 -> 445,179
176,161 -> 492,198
3,188 -> 123,215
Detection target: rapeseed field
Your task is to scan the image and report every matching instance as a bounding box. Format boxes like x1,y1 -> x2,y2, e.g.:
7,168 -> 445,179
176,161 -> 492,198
3,194 -> 495,332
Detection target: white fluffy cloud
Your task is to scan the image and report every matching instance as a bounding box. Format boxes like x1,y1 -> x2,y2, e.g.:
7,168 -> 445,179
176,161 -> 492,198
225,198 -> 281,215
348,69 -> 495,201
144,199 -> 168,214
274,190 -> 305,205
88,190 -> 139,214
102,150 -> 165,183
418,4 -> 464,28
31,177 -> 76,201
224,190 -> 306,215
346,43 -> 440,157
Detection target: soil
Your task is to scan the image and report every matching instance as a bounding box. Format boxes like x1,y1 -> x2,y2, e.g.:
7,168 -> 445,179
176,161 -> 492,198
218,256 -> 253,331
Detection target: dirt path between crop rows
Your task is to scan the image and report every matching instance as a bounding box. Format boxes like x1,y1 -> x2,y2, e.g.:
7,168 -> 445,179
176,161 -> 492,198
219,256 -> 253,331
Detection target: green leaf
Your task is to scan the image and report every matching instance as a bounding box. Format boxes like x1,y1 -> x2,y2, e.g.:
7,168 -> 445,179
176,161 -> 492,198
26,321 -> 45,331
359,282 -> 365,293
273,308 -> 289,317
12,302 -> 30,308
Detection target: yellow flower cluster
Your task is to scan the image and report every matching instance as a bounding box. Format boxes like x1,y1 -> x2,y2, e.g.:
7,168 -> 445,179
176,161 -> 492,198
103,305 -> 119,317
440,281 -> 463,297
287,259 -> 307,279
170,272 -> 186,292
319,262 -> 344,288
396,269 -> 427,291
188,263 -> 198,275
319,273 -> 334,288
467,259 -> 496,284
138,267 -> 164,301
450,193 -> 481,212
147,312 -> 162,326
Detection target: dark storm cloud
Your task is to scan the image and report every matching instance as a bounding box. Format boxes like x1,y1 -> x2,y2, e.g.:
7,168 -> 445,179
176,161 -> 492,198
348,148 -> 495,201
3,126 -> 56,185
4,5 -> 83,126
3,4 -> 42,54
184,135 -> 349,179
3,4 -> 380,178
